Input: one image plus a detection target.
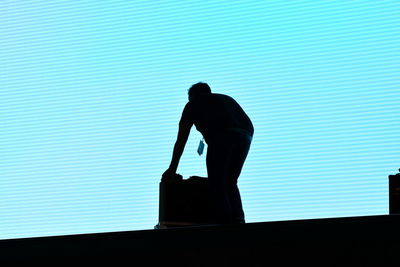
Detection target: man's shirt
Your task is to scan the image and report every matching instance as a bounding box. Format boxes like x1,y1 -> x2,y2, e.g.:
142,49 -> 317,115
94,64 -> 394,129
180,93 -> 254,144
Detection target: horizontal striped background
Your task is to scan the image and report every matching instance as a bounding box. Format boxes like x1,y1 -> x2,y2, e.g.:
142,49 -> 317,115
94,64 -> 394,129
1,1 -> 399,239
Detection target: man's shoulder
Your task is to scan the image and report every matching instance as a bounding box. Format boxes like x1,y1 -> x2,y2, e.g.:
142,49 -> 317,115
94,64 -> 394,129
211,93 -> 239,105
182,100 -> 193,112
212,93 -> 228,98
211,93 -> 234,101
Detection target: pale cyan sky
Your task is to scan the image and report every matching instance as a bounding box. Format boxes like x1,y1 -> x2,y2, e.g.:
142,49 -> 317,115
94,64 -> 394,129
1,1 -> 399,239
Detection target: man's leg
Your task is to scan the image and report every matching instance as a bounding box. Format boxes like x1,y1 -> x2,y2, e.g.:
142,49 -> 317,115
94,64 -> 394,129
226,134 -> 251,223
206,140 -> 233,224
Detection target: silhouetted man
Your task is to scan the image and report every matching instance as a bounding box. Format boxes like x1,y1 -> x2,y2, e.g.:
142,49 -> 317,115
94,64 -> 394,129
163,82 -> 254,224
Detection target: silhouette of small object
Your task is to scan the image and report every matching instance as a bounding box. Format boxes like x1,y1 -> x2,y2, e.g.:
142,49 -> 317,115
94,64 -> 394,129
389,168 -> 400,214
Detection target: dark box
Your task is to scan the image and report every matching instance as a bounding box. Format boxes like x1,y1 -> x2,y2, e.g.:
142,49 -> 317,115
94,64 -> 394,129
158,176 -> 211,228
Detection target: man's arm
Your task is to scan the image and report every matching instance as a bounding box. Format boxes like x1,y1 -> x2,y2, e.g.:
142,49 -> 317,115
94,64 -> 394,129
163,122 -> 192,177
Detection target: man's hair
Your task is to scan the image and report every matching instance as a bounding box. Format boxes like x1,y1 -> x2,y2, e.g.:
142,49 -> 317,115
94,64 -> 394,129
188,82 -> 212,99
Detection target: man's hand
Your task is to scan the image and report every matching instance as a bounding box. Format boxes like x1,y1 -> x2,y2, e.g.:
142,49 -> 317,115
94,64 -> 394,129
161,168 -> 183,182
162,168 -> 176,179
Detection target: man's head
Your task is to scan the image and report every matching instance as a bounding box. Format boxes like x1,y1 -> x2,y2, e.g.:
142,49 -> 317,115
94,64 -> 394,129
188,82 -> 212,101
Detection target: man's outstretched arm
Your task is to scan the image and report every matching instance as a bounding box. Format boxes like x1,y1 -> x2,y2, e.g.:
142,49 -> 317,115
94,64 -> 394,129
163,122 -> 192,178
